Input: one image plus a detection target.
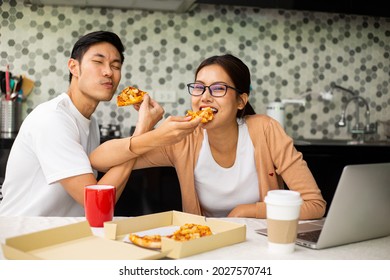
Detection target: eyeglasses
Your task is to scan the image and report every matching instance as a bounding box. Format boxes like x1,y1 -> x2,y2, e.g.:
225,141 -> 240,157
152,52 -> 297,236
186,83 -> 242,97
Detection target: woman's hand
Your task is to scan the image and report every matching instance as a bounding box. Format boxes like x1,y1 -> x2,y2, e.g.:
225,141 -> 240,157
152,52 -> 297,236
227,204 -> 257,218
149,115 -> 202,146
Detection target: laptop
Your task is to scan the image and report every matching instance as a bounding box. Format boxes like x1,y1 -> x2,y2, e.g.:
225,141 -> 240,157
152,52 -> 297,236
256,162 -> 390,249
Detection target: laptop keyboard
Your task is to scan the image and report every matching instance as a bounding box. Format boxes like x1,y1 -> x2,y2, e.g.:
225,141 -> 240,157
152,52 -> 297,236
297,230 -> 322,243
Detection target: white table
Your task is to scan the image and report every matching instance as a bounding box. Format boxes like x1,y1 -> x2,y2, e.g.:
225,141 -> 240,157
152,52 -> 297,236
1,216 -> 389,260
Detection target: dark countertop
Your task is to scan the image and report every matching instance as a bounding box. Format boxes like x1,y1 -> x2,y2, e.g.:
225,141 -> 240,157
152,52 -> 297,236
0,133 -> 17,149
294,138 -> 390,147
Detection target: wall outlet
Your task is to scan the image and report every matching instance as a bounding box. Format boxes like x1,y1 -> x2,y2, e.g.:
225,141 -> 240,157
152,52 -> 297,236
150,90 -> 176,103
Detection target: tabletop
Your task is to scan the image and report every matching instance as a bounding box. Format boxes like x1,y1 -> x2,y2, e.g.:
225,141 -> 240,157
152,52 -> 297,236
1,216 -> 389,260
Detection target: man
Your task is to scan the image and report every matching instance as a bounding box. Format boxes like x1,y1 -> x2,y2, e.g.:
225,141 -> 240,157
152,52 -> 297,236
0,31 -> 199,216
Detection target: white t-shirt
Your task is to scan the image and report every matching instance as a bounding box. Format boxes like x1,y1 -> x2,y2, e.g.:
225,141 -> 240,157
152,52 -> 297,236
194,121 -> 260,217
0,93 -> 99,216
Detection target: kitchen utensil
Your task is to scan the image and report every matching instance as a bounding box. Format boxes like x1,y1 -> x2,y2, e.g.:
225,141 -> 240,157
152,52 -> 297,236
0,71 -> 5,94
5,65 -> 11,100
20,75 -> 34,99
10,91 -> 18,100
9,76 -> 21,100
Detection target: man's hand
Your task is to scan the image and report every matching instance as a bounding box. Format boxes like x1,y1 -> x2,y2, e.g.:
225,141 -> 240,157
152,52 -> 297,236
133,94 -> 164,135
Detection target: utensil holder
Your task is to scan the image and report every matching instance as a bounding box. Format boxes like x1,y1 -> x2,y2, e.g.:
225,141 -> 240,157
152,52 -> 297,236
1,99 -> 20,133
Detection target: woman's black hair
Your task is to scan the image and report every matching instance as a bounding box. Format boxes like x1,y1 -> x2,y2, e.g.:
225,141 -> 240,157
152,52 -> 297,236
194,54 -> 256,118
69,31 -> 125,82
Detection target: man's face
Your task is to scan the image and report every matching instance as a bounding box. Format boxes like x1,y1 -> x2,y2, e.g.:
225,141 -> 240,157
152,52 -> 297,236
73,42 -> 122,102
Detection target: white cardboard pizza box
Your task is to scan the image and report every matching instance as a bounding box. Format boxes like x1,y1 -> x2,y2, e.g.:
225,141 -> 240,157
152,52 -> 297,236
104,210 -> 246,259
2,221 -> 167,260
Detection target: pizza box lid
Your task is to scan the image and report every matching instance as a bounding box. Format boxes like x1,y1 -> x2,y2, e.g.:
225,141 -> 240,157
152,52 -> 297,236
104,210 -> 246,259
1,221 -> 167,260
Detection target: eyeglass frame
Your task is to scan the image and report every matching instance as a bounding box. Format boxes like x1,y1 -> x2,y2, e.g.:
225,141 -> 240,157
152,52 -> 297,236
186,82 -> 243,97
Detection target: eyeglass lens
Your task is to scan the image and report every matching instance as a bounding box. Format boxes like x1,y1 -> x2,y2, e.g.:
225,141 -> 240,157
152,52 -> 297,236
189,83 -> 227,97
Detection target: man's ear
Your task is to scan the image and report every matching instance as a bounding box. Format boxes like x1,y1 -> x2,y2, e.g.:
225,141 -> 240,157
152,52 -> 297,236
68,58 -> 79,78
238,93 -> 249,110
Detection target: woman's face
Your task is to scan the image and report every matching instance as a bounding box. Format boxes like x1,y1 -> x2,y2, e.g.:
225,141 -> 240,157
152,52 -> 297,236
192,64 -> 246,128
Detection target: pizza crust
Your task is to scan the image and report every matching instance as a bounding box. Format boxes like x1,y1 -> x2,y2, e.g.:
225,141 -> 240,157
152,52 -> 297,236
117,86 -> 148,106
129,234 -> 162,249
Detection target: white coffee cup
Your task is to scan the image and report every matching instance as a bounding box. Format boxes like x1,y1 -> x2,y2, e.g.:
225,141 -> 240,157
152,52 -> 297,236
264,190 -> 302,253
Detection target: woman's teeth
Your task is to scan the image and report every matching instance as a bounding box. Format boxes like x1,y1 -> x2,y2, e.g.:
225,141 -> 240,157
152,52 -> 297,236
201,107 -> 218,113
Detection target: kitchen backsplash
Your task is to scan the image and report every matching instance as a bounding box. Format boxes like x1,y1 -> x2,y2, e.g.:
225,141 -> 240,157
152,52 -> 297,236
1,1 -> 389,140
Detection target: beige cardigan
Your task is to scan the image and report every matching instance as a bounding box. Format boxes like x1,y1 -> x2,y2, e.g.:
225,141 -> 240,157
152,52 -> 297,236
129,114 -> 326,220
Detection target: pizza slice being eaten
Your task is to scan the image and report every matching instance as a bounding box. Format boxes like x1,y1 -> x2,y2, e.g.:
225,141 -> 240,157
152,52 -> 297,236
117,86 -> 148,107
186,107 -> 214,123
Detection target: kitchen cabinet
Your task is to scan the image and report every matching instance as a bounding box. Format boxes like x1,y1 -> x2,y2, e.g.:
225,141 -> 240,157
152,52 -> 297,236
0,134 -> 16,181
199,0 -> 389,18
113,167 -> 182,216
294,141 -> 390,216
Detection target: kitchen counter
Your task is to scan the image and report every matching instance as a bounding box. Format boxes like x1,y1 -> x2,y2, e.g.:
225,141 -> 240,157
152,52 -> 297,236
294,138 -> 390,147
294,139 -> 390,147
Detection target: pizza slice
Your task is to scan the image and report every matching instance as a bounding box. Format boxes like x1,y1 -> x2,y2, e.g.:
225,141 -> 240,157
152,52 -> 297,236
128,223 -> 212,249
186,107 -> 214,123
170,223 -> 212,241
117,86 -> 148,107
129,234 -> 162,249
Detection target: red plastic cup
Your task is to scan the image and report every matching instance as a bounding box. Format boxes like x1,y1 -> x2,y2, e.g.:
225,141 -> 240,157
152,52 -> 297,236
84,185 -> 116,227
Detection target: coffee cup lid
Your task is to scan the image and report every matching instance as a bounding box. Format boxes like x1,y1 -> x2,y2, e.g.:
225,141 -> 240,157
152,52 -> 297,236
264,190 -> 302,206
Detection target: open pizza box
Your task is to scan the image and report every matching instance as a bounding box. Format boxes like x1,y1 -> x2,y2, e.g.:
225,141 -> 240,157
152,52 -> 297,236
104,210 -> 246,259
2,211 -> 246,260
1,221 -> 167,260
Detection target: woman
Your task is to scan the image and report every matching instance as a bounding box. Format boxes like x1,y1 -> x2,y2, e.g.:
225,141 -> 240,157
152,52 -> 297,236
90,54 -> 326,219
